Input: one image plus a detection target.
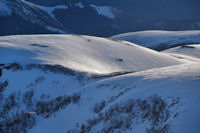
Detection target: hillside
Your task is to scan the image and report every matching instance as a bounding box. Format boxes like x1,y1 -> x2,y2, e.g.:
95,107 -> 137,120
0,34 -> 182,74
1,0 -> 200,36
111,30 -> 200,51
29,62 -> 200,133
163,44 -> 200,60
0,34 -> 200,133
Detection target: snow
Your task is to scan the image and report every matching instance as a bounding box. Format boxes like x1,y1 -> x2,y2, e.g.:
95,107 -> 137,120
23,0 -> 68,19
74,2 -> 84,9
0,1 -> 11,16
45,26 -> 67,34
163,44 -> 200,60
0,0 -> 68,34
29,62 -> 200,133
90,4 -> 115,19
111,30 -> 200,49
37,5 -> 68,19
1,34 -> 200,133
0,34 -> 183,74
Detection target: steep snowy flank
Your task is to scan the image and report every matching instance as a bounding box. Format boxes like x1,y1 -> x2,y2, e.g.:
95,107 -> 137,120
74,2 -> 84,9
0,0 -> 68,33
90,4 -> 115,19
0,35 -> 183,74
23,0 -> 68,19
111,30 -> 200,51
0,1 -> 11,16
35,5 -> 68,19
163,44 -> 200,60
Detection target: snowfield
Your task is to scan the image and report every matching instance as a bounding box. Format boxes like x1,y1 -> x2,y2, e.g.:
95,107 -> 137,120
0,33 -> 200,133
90,5 -> 116,19
29,62 -> 200,133
0,35 -> 182,74
111,30 -> 200,51
163,44 -> 200,60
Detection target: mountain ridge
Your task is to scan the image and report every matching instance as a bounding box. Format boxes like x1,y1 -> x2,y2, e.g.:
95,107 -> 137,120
1,0 -> 200,36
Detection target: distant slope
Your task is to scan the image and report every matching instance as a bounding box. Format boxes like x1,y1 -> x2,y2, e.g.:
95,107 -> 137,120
0,0 -> 69,35
111,30 -> 200,51
1,0 -> 200,36
0,34 -> 182,74
163,44 -> 200,60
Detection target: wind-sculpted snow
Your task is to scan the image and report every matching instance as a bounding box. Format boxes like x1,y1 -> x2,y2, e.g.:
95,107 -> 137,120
111,30 -> 200,51
0,34 -> 182,74
163,44 -> 200,61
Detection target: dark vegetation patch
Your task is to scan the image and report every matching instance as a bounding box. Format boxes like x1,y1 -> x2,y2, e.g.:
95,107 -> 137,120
116,58 -> 123,62
152,43 -> 198,51
93,86 -> 135,114
180,45 -> 195,49
0,80 -> 8,93
0,64 -> 5,67
3,63 -> 23,71
151,38 -> 199,51
68,95 -> 180,133
30,43 -> 49,48
123,42 -> 135,47
0,87 -> 81,133
2,63 -> 89,82
35,95 -> 71,118
107,38 -> 123,42
0,111 -> 35,133
2,62 -> 136,81
26,76 -> 45,88
91,71 -> 135,79
93,100 -> 106,114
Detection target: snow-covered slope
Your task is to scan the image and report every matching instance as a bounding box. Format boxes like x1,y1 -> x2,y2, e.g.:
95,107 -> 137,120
0,1 -> 11,16
0,0 -> 68,18
0,34 -> 200,133
28,62 -> 200,133
163,44 -> 200,61
23,1 -> 68,19
111,30 -> 200,51
0,0 -> 69,35
0,34 -> 182,74
90,4 -> 115,19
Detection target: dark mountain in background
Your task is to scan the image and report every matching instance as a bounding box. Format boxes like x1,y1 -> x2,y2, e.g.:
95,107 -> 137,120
0,0 -> 200,37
